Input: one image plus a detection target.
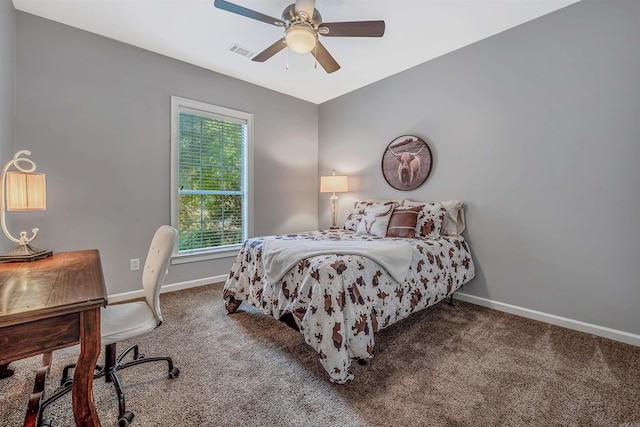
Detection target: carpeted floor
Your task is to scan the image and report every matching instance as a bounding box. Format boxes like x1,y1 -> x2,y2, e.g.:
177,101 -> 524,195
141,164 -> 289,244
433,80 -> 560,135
1,282 -> 639,427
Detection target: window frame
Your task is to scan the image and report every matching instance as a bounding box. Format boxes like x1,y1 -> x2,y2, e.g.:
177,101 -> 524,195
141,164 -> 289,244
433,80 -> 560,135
170,96 -> 253,264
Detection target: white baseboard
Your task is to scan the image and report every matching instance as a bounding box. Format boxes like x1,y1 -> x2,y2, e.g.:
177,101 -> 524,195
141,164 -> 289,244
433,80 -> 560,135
109,278 -> 639,347
108,275 -> 227,304
454,292 -> 640,347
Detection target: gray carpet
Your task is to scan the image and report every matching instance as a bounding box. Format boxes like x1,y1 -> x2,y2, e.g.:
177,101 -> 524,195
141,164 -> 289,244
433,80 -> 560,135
1,282 -> 639,426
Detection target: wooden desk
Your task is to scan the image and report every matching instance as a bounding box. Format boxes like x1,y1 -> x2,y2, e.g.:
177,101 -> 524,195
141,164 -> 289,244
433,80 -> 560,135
0,250 -> 107,426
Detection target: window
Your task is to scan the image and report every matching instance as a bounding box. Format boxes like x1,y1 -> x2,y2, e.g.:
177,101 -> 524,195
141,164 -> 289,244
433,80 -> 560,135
171,96 -> 252,262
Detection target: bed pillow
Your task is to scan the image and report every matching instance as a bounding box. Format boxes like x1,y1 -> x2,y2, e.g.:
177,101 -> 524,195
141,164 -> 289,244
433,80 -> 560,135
344,201 -> 367,231
402,200 -> 447,238
386,205 -> 422,238
440,200 -> 466,235
354,202 -> 397,236
344,200 -> 397,232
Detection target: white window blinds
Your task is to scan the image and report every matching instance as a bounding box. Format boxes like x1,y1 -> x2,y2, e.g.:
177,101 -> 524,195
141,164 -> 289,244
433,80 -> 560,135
173,99 -> 249,254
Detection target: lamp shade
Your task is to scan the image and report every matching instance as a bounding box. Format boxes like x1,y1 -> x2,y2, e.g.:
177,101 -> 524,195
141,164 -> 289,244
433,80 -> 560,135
320,175 -> 348,193
6,171 -> 46,211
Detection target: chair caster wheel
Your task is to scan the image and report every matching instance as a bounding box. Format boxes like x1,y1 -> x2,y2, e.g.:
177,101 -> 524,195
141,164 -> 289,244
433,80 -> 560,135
168,366 -> 180,379
40,419 -> 53,427
118,410 -> 134,427
61,376 -> 73,388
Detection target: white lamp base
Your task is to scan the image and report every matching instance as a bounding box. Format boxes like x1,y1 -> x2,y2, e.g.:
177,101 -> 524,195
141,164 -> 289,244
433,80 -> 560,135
329,193 -> 340,229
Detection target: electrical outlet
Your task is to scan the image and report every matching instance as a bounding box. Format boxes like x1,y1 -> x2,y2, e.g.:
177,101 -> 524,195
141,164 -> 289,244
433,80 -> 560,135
130,258 -> 140,271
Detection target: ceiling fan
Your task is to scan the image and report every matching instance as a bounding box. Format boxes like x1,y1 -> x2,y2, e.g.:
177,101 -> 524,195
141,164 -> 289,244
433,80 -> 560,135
214,0 -> 385,74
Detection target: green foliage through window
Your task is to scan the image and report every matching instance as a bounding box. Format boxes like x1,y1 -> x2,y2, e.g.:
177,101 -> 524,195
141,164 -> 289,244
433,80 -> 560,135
176,107 -> 247,252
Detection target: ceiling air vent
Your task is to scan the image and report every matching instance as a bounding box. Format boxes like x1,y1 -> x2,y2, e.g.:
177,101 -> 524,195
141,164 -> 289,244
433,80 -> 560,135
228,44 -> 255,59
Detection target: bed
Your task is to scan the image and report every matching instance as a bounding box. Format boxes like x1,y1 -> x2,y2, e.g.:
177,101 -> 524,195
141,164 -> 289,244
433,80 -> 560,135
222,199 -> 475,383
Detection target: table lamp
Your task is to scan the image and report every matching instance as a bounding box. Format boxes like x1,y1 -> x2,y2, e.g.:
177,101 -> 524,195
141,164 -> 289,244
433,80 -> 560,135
0,150 -> 52,262
320,170 -> 348,229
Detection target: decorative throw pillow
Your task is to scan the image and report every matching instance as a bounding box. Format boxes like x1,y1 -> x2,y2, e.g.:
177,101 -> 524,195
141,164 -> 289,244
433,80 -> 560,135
344,200 -> 397,232
386,205 -> 422,238
402,200 -> 447,238
355,202 -> 397,236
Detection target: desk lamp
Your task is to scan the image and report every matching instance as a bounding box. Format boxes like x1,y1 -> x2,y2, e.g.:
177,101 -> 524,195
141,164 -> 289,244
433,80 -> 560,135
0,150 -> 52,262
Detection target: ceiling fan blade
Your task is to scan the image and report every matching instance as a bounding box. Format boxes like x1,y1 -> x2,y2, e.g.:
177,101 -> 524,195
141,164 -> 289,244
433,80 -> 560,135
252,38 -> 287,62
319,21 -> 385,37
214,0 -> 285,27
295,0 -> 316,18
310,41 -> 340,74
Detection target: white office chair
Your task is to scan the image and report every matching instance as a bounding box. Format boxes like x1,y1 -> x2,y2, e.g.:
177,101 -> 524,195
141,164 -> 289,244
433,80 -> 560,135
40,225 -> 179,427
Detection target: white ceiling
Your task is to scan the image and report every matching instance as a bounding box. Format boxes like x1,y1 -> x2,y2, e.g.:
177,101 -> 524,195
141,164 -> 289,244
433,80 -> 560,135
12,0 -> 580,104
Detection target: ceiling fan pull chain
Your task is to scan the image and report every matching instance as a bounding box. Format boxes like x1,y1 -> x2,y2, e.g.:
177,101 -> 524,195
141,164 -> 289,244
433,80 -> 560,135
286,46 -> 289,70
313,43 -> 317,69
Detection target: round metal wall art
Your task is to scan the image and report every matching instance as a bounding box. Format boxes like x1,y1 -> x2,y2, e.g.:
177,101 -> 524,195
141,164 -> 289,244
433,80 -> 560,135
381,135 -> 432,191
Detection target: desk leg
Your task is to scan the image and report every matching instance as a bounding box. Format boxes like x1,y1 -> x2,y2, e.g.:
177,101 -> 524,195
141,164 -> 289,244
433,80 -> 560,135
73,308 -> 102,427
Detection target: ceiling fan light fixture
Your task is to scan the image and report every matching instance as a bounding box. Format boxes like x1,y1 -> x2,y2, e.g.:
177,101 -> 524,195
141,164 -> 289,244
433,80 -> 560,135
285,25 -> 318,53
214,0 -> 385,73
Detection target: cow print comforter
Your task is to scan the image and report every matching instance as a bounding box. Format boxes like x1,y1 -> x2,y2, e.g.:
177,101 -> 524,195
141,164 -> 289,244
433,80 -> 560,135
222,229 -> 475,384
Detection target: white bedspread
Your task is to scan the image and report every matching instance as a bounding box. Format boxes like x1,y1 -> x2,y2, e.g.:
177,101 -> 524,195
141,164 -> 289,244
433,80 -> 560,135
262,239 -> 412,284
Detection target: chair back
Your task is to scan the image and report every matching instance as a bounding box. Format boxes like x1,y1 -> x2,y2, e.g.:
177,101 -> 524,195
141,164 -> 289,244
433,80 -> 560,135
142,225 -> 178,325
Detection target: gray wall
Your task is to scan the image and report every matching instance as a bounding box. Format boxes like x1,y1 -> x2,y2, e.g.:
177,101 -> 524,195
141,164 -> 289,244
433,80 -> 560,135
15,12 -> 318,295
0,0 -> 16,254
7,1 -> 639,337
319,0 -> 640,336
